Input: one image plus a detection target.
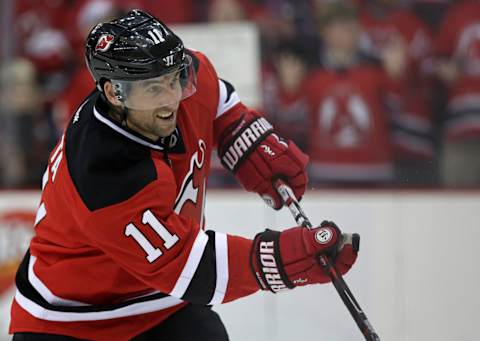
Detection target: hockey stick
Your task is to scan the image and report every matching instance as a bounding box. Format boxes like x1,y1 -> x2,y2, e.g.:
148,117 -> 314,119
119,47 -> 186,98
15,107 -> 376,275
274,179 -> 381,341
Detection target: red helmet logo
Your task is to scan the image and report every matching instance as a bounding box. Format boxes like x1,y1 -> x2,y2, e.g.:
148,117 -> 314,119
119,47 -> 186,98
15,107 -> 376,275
95,34 -> 114,52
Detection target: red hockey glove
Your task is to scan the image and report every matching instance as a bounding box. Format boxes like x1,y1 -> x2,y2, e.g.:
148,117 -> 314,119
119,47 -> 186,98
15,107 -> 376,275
250,221 -> 359,292
218,115 -> 308,210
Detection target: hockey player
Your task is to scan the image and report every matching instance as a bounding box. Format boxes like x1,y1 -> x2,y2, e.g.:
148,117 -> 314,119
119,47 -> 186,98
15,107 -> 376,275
9,10 -> 359,341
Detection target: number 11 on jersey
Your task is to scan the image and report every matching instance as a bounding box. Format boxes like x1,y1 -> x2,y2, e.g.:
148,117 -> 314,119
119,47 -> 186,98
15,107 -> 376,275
125,209 -> 179,263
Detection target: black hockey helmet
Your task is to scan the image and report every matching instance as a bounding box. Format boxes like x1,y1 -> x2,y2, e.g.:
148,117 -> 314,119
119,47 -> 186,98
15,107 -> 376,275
85,9 -> 196,110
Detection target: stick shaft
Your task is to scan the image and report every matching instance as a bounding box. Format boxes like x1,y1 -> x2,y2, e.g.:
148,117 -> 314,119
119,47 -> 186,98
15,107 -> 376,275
275,180 -> 381,341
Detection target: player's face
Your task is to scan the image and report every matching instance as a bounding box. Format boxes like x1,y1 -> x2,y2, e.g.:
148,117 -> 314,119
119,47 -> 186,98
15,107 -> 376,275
106,56 -> 196,140
125,71 -> 183,139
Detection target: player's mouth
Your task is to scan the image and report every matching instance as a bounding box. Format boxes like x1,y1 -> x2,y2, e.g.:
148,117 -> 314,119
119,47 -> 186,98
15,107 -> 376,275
156,112 -> 175,121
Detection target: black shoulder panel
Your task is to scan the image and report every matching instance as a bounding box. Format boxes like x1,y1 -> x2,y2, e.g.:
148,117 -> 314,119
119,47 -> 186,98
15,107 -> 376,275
65,92 -> 157,211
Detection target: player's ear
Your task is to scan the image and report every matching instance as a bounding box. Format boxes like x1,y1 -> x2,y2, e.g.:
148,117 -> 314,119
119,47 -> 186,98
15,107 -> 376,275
103,81 -> 124,107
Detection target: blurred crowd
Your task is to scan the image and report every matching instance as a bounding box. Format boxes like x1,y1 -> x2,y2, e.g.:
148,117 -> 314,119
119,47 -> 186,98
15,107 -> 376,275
1,0 -> 480,189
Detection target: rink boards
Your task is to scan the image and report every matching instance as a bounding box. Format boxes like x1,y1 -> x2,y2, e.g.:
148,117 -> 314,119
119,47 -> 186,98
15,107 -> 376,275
0,189 -> 479,341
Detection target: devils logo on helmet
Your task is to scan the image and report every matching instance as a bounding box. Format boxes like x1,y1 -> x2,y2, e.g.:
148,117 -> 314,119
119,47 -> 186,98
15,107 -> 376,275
95,34 -> 114,52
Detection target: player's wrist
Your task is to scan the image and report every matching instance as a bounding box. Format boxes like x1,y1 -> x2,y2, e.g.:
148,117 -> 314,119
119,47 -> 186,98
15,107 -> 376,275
250,229 -> 294,293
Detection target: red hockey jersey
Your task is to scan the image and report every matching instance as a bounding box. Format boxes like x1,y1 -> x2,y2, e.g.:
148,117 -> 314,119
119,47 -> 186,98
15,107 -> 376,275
360,8 -> 433,76
261,65 -> 311,152
434,0 -> 480,140
306,60 -> 395,182
360,9 -> 434,159
9,51 -> 259,340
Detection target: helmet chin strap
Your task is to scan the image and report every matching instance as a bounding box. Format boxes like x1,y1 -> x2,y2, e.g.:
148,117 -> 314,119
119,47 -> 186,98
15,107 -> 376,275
162,135 -> 172,167
120,106 -> 129,127
101,91 -> 130,128
111,85 -> 129,127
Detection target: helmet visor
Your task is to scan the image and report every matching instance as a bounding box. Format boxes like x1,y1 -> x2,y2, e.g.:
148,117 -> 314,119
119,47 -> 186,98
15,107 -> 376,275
111,55 -> 197,111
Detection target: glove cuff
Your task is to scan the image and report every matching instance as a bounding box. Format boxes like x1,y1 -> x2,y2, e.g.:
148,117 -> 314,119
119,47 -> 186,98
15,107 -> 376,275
219,116 -> 274,172
250,229 -> 294,293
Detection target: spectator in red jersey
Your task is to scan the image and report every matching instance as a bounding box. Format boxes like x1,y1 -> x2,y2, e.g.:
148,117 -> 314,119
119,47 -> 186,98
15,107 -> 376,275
358,0 -> 436,185
13,0 -> 77,74
13,0 -> 81,147
359,0 -> 434,88
434,0 -> 480,187
262,41 -> 312,152
306,0 -> 409,185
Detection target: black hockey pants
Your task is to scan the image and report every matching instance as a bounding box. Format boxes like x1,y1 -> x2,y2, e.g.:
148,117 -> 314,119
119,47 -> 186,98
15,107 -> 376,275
12,304 -> 229,341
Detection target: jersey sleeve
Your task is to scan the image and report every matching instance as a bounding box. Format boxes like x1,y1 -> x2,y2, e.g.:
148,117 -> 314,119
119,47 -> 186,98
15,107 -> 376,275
81,167 -> 258,305
212,79 -> 270,152
216,78 -> 242,119
374,64 -> 433,159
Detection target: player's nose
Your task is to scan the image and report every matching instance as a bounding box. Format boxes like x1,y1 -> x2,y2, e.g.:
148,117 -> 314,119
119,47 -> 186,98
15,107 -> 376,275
157,101 -> 177,114
159,89 -> 181,111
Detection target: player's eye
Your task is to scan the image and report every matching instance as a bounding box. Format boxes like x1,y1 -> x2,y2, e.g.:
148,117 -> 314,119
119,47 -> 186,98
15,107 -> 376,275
146,86 -> 162,95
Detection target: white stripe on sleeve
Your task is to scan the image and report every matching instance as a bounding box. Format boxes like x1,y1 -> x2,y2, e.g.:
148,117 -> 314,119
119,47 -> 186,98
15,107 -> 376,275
169,229 -> 209,298
208,232 -> 229,305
